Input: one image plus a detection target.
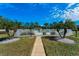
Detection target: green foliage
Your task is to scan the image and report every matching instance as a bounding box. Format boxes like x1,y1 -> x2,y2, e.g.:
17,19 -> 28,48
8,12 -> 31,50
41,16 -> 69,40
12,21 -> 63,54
0,16 -> 78,37
52,19 -> 77,38
0,16 -> 23,37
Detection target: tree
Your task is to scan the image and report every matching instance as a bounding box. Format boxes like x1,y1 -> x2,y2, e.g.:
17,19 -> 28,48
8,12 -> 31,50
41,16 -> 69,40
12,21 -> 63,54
33,22 -> 40,31
12,21 -> 22,37
29,22 -> 34,31
64,19 -> 77,37
24,22 -> 30,29
0,16 -> 11,37
44,22 -> 49,29
0,16 -> 4,29
0,16 -> 23,38
53,21 -> 63,38
52,19 -> 77,38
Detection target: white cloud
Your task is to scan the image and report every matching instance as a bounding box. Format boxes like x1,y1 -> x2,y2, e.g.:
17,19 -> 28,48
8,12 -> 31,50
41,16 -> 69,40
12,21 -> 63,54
66,3 -> 76,9
50,4 -> 79,22
50,7 -> 63,19
62,5 -> 79,21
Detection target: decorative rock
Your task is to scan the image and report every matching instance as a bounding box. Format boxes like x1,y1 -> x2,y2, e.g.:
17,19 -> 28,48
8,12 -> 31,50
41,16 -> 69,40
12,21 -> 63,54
57,38 -> 76,44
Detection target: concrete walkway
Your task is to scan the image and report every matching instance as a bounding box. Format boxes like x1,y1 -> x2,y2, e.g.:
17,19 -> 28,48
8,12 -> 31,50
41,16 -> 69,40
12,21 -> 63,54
31,36 -> 46,56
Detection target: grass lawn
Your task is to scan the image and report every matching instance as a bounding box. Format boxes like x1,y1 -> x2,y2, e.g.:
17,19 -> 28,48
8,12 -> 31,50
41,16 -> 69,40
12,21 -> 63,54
66,36 -> 79,42
0,33 -> 8,38
42,36 -> 79,56
0,36 -> 35,56
67,31 -> 79,42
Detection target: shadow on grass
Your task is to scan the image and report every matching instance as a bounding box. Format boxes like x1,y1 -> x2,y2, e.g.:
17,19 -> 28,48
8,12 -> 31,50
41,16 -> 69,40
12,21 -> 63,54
0,37 -> 9,41
0,37 -> 14,41
42,36 -> 60,41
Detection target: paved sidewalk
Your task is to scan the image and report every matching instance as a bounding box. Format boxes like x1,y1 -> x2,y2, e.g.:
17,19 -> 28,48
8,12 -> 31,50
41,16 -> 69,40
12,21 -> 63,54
31,36 -> 46,56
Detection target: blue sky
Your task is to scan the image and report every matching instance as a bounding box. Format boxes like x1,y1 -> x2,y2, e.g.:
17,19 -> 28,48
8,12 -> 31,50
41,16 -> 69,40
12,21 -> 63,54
0,3 -> 79,25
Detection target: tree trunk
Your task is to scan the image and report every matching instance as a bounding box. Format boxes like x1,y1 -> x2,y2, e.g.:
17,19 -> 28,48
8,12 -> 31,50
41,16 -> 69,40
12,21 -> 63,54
7,32 -> 10,38
57,29 -> 62,38
75,30 -> 77,37
63,28 -> 67,38
5,28 -> 11,38
12,29 -> 17,37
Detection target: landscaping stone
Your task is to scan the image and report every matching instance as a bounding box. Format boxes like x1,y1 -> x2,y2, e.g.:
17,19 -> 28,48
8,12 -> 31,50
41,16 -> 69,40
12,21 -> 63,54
57,38 -> 76,44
